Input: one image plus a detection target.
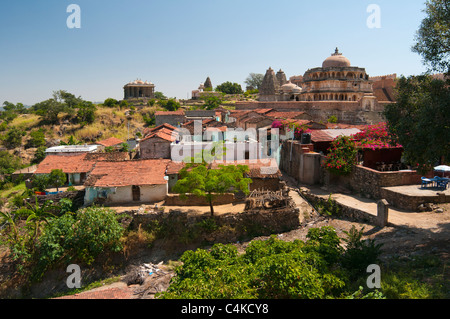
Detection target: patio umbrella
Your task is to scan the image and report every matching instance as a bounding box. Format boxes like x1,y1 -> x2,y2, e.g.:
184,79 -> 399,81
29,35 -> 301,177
434,165 -> 450,172
434,165 -> 450,177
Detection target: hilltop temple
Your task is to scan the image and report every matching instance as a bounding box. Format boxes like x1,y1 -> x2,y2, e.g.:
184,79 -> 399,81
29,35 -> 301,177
124,79 -> 155,100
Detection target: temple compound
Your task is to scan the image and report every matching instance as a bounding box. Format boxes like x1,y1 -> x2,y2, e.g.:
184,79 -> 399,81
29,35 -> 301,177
260,48 -> 375,106
242,48 -> 386,124
124,79 -> 155,100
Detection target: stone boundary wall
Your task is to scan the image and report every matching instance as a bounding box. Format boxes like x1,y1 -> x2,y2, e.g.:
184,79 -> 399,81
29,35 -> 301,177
164,193 -> 236,206
326,165 -> 428,199
129,207 -> 300,244
299,189 -> 379,225
380,188 -> 449,211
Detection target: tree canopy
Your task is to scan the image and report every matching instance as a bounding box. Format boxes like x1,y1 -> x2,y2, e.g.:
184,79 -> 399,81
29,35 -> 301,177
215,82 -> 244,95
173,145 -> 252,216
412,0 -> 450,74
244,73 -> 264,90
384,75 -> 450,171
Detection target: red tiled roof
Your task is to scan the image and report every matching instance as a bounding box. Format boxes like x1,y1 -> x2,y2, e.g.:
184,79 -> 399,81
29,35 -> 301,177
96,137 -> 124,147
85,159 -> 171,187
141,127 -> 177,142
143,123 -> 178,136
35,153 -> 95,174
166,161 -> 186,175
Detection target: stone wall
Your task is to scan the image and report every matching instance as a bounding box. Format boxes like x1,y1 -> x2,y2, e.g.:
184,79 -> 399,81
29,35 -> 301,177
129,206 -> 300,244
325,165 -> 427,199
139,138 -> 171,159
299,188 -> 379,225
280,141 -> 321,185
380,188 -> 449,211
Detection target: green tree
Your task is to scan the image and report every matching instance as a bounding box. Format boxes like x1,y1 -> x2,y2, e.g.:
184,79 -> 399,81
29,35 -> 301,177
159,98 -> 180,111
0,150 -> 22,174
154,91 -> 167,100
32,146 -> 47,164
32,99 -> 64,124
173,146 -> 252,216
28,129 -> 46,148
4,128 -> 26,149
384,75 -> 450,171
103,98 -> 119,107
412,0 -> 450,74
76,101 -> 97,124
202,95 -> 222,110
20,196 -> 57,241
48,169 -> 67,192
244,73 -> 264,90
215,81 -> 244,95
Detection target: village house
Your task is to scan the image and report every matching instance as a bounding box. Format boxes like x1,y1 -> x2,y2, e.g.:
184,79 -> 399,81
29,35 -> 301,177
83,159 -> 171,206
34,153 -> 96,186
139,124 -> 179,159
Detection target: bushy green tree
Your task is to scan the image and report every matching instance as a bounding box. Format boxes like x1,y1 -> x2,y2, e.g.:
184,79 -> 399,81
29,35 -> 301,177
215,82 -> 244,95
384,75 -> 450,171
48,169 -> 67,192
103,98 -> 119,107
4,128 -> 26,149
158,99 -> 180,111
76,101 -> 97,124
28,129 -> 46,148
412,0 -> 450,74
173,145 -> 252,216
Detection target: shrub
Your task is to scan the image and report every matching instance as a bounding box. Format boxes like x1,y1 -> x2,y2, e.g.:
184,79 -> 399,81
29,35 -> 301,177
322,135 -> 358,176
35,207 -> 124,277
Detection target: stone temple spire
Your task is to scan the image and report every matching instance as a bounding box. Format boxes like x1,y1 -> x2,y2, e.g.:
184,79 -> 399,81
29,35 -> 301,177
259,67 -> 280,101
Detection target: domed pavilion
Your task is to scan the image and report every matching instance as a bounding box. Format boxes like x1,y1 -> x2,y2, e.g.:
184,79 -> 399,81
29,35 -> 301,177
300,48 -> 374,102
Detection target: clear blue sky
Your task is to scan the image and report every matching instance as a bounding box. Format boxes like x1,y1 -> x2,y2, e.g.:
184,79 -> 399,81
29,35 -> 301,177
0,0 -> 429,105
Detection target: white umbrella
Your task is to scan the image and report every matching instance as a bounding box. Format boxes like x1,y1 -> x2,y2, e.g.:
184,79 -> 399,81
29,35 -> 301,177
434,165 -> 450,172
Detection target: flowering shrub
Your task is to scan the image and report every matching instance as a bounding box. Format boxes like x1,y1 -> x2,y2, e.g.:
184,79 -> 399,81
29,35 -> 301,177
271,120 -> 311,140
352,123 -> 402,150
323,135 -> 358,176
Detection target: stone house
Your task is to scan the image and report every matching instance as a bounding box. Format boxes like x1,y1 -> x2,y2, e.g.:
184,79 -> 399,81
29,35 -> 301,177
139,127 -> 177,159
155,110 -> 186,127
83,159 -> 171,206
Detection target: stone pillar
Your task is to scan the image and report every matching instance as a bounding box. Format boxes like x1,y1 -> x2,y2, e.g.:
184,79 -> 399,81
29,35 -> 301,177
377,199 -> 389,227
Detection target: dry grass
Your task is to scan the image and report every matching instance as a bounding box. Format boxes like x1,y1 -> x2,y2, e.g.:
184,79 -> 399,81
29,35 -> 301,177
9,114 -> 41,130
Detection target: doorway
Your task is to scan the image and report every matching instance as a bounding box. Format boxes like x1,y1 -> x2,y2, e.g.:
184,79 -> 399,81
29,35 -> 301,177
132,185 -> 141,201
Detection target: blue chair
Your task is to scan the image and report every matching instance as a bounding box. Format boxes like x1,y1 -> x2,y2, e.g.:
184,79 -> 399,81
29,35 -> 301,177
436,177 -> 449,190
421,177 -> 434,188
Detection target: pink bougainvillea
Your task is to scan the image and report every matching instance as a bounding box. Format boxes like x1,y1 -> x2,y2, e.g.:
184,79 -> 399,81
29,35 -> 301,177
351,122 -> 402,150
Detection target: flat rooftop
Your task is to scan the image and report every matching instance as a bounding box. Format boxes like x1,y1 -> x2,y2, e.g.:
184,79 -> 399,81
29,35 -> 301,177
46,145 -> 99,153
